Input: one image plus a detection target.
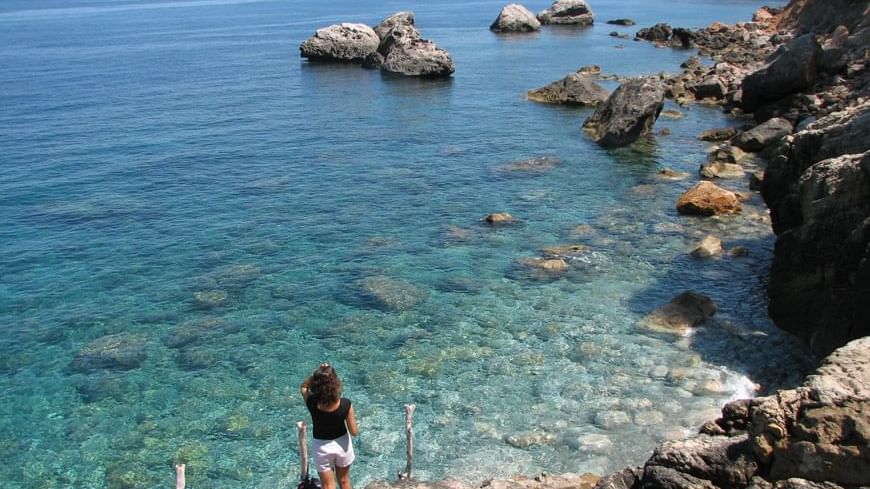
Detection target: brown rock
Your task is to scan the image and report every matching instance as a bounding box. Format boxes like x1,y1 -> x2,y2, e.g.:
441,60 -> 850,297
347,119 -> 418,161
676,181 -> 742,216
641,291 -> 717,334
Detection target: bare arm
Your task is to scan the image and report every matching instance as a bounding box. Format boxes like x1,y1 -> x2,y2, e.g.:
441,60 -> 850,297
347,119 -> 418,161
300,376 -> 312,400
346,404 -> 360,436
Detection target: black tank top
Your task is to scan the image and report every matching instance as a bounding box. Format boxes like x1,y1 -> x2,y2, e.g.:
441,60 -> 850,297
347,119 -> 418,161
306,397 -> 351,440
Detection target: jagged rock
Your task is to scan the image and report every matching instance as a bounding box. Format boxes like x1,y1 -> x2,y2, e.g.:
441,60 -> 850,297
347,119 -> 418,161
636,23 -> 672,43
484,212 -> 515,224
767,151 -> 870,357
606,19 -> 635,26
361,52 -> 384,69
733,118 -> 794,152
645,434 -> 760,487
300,23 -> 380,62
676,181 -> 742,216
690,75 -> 727,100
491,4 -> 541,32
380,26 -> 455,78
537,0 -> 594,26
582,77 -> 665,148
70,333 -> 147,372
699,127 -> 738,142
357,275 -> 428,311
700,162 -> 745,179
527,71 -> 608,106
373,11 -> 414,40
599,337 -> 870,489
741,34 -> 822,112
640,291 -> 717,334
691,235 -> 723,258
592,467 -> 641,489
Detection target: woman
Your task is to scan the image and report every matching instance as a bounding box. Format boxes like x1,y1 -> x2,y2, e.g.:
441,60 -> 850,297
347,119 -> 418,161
300,363 -> 360,489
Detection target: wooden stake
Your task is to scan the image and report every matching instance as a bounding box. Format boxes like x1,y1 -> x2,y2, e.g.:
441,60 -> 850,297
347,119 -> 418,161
175,464 -> 185,489
297,421 -> 309,481
399,404 -> 416,480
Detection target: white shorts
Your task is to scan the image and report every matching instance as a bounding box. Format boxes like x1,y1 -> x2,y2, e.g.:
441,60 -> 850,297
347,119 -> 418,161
312,434 -> 355,472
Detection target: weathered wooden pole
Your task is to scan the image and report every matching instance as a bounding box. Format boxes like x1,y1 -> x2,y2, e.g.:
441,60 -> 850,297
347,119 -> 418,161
175,464 -> 185,489
399,404 -> 416,480
297,421 -> 309,481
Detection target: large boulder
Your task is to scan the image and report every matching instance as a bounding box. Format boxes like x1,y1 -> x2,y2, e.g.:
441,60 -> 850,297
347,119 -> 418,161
373,11 -> 414,40
300,23 -> 380,62
380,25 -> 454,78
761,102 -> 870,357
733,118 -> 794,152
676,181 -> 742,216
491,4 -> 541,33
527,71 -> 608,106
582,77 -> 665,148
537,0 -> 595,26
741,34 -> 823,113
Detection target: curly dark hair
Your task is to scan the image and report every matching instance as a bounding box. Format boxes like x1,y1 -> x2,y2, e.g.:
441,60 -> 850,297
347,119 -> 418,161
309,364 -> 342,404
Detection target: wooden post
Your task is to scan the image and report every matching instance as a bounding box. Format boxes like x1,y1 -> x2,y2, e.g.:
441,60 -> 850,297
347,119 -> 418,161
399,404 -> 416,480
175,464 -> 185,489
297,421 -> 309,481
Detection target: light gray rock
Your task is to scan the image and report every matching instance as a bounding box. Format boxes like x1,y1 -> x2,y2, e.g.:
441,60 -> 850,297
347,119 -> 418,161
300,23 -> 380,62
594,410 -> 631,429
582,77 -> 665,148
733,117 -> 794,152
700,161 -> 745,179
373,11 -> 414,40
537,0 -> 594,26
380,25 -> 455,78
527,71 -> 608,106
691,235 -> 723,258
491,4 -> 541,33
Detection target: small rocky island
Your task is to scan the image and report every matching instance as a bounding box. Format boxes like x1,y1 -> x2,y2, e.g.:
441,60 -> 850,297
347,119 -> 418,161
300,11 -> 455,78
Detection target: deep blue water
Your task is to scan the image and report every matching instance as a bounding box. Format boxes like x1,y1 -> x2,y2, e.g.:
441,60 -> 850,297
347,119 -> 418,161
1,0 -> 806,488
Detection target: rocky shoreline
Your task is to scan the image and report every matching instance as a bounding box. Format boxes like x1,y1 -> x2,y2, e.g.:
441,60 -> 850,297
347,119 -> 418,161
357,0 -> 868,487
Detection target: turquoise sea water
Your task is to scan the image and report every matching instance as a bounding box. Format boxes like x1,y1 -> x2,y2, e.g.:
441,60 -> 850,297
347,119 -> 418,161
1,0 -> 807,487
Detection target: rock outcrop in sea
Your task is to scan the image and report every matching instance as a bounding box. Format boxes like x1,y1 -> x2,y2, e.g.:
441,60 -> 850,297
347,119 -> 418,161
582,77 -> 665,147
537,0 -> 595,26
299,23 -> 380,62
527,68 -> 608,106
491,4 -> 541,33
301,12 -> 454,78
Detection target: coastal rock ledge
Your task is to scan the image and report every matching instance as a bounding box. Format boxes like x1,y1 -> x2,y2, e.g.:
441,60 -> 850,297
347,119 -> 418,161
594,336 -> 870,489
300,23 -> 379,62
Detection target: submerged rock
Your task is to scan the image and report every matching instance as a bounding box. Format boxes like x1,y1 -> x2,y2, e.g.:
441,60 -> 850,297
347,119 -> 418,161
676,181 -> 742,216
491,4 -> 541,33
71,333 -> 147,372
527,71 -> 608,106
537,0 -> 595,26
606,19 -> 635,26
640,291 -> 717,334
582,77 -> 665,148
357,275 -> 428,311
300,23 -> 380,62
691,235 -> 723,258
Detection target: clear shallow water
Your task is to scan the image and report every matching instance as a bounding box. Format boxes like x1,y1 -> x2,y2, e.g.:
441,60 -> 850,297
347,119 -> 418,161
0,0 -> 805,487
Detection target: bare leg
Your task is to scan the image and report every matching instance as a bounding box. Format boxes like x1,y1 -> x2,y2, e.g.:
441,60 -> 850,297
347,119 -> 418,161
336,465 -> 352,489
319,470 -> 336,489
